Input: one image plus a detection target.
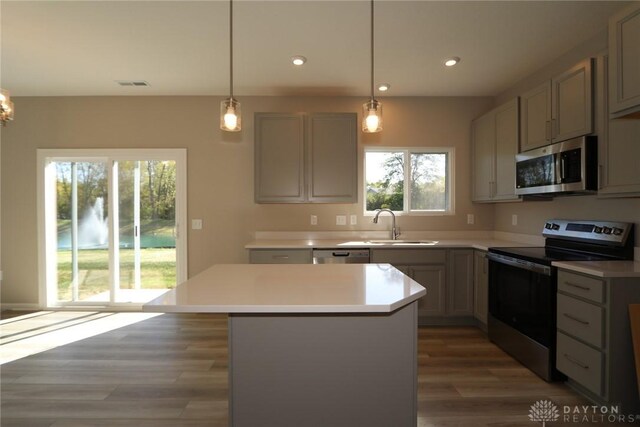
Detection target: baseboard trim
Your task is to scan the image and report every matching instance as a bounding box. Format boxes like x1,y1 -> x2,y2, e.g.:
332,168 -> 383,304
0,303 -> 42,311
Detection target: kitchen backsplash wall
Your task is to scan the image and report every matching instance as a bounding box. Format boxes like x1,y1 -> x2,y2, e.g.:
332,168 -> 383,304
494,196 -> 640,245
1,95 -> 494,305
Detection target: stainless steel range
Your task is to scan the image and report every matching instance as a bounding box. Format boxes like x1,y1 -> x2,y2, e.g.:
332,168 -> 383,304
487,219 -> 635,381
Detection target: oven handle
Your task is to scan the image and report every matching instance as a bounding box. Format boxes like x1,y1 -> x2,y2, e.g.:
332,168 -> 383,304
487,252 -> 552,276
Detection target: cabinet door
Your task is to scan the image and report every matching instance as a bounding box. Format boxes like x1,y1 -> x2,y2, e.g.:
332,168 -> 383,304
520,81 -> 551,151
552,58 -> 593,143
409,265 -> 446,317
307,113 -> 357,203
473,251 -> 488,324
597,56 -> 640,196
249,249 -> 312,264
448,250 -> 474,316
493,98 -> 520,200
471,110 -> 495,202
609,2 -> 640,116
255,113 -> 305,203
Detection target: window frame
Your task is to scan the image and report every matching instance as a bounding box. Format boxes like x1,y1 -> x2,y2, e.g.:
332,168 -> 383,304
363,147 -> 455,216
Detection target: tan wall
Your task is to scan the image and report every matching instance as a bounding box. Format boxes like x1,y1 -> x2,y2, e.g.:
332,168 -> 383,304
1,95 -> 494,305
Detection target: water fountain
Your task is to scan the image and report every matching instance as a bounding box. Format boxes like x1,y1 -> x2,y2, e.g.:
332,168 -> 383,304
78,197 -> 109,248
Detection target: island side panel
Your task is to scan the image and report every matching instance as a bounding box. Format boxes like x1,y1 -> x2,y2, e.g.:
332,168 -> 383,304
228,301 -> 418,427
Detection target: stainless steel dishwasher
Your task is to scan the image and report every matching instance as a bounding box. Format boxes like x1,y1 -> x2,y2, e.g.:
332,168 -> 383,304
312,249 -> 370,264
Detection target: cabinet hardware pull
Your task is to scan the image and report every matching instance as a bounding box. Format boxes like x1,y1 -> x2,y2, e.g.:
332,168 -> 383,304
551,118 -> 557,139
564,353 -> 589,369
564,281 -> 590,291
545,121 -> 551,141
598,164 -> 603,190
563,312 -> 590,325
273,255 -> 290,259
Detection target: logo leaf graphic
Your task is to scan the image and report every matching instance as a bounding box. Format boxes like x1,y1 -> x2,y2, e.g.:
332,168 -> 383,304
528,400 -> 559,426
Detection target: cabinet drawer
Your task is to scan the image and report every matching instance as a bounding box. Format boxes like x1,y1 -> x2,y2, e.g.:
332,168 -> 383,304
558,270 -> 605,303
249,249 -> 312,264
557,332 -> 603,396
370,249 -> 446,265
557,293 -> 604,348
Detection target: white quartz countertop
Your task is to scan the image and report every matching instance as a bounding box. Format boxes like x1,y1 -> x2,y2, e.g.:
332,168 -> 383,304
143,263 -> 426,314
552,260 -> 640,278
245,238 -> 534,252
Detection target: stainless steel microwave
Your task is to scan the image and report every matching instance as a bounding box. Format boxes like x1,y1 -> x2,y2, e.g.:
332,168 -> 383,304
515,136 -> 597,196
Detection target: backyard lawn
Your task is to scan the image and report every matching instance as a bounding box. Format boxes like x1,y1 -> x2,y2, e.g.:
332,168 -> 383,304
57,248 -> 176,301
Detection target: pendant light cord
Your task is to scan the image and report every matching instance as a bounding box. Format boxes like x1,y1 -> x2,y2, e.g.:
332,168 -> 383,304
230,0 -> 234,100
370,0 -> 374,102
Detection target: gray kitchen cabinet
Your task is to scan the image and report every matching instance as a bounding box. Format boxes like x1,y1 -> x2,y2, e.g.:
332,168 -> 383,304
410,265 -> 447,317
254,113 -> 305,203
596,54 -> 640,197
556,269 -> 640,413
249,249 -> 312,264
306,113 -> 357,203
520,59 -> 593,151
254,112 -> 357,203
471,98 -> 520,202
473,250 -> 488,327
371,248 -> 472,324
608,2 -> 640,117
448,249 -> 474,316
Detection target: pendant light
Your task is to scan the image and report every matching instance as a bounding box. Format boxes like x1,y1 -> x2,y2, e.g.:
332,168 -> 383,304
220,0 -> 241,132
362,0 -> 382,133
0,88 -> 14,126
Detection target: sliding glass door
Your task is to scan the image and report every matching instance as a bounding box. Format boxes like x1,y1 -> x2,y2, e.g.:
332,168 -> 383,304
39,149 -> 187,307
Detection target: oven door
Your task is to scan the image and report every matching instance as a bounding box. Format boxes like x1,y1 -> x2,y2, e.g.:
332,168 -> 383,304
488,253 -> 556,347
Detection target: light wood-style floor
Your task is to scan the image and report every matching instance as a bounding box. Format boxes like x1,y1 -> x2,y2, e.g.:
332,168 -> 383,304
0,311 -> 620,426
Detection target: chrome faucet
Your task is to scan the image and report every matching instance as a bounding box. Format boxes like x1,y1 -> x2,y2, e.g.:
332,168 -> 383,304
373,209 -> 400,240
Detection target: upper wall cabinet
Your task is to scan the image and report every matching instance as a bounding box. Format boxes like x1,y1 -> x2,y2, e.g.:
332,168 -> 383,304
520,59 -> 593,152
609,2 -> 640,118
597,54 -> 640,197
255,112 -> 357,203
471,98 -> 520,203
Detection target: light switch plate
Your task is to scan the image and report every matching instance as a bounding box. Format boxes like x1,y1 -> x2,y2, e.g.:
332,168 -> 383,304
350,215 -> 357,225
467,214 -> 474,225
336,215 -> 347,226
192,219 -> 203,230
512,214 -> 518,226
310,215 -> 318,226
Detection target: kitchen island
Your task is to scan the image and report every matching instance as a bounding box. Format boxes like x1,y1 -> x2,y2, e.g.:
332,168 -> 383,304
144,263 -> 426,427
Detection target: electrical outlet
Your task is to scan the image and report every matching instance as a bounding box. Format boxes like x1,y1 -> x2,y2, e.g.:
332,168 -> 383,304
467,214 -> 474,225
192,219 -> 203,230
336,215 -> 347,226
310,215 -> 318,226
512,214 -> 518,226
350,215 -> 357,225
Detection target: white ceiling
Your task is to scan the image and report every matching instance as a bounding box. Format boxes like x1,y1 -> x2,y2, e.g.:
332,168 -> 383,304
0,0 -> 630,97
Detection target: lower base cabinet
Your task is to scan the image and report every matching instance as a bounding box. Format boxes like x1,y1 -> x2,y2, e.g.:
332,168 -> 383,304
473,250 -> 489,327
371,248 -> 474,325
556,269 -> 640,413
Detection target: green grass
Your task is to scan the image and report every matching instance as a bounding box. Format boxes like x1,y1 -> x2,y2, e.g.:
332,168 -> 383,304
57,248 -> 176,302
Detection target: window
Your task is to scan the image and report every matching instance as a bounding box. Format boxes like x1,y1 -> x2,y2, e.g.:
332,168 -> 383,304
364,147 -> 454,214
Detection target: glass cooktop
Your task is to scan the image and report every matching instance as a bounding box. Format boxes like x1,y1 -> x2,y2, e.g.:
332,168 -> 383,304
488,246 -> 617,266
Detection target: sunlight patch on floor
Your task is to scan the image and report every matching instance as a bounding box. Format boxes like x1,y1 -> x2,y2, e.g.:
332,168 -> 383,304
0,311 -> 163,364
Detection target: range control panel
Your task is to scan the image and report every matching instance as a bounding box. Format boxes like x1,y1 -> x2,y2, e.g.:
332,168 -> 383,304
542,219 -> 633,245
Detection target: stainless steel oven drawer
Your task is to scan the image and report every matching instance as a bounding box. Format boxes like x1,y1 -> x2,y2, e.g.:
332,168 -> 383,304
557,293 -> 604,348
558,270 -> 605,303
557,331 -> 603,396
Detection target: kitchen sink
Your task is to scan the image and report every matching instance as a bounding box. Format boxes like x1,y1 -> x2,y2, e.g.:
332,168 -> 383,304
365,240 -> 438,245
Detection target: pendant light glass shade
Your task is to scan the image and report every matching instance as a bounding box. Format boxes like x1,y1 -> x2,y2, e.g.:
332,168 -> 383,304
362,0 -> 382,134
362,99 -> 382,133
0,88 -> 14,126
220,97 -> 241,132
221,0 -> 241,132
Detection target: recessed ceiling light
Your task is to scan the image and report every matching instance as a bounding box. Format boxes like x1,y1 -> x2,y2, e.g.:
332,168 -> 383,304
291,55 -> 307,66
444,57 -> 461,67
377,83 -> 390,92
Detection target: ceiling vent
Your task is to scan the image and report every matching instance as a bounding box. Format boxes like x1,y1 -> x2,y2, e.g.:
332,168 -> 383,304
116,80 -> 150,87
